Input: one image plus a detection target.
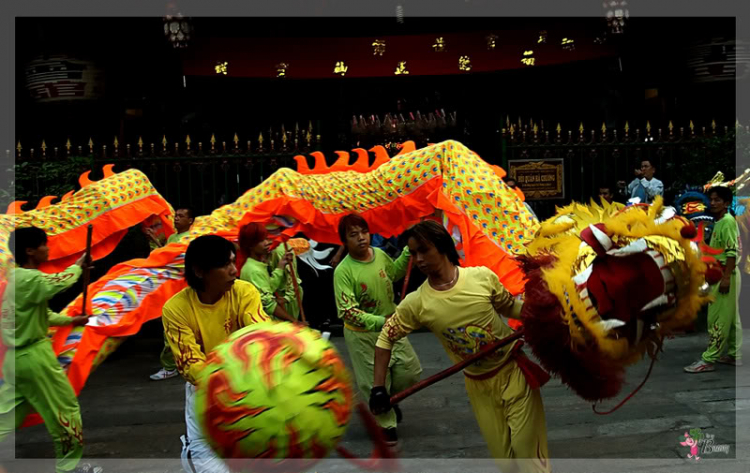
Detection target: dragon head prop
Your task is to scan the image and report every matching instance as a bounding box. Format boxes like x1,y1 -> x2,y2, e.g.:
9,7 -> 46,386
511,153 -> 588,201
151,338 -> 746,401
520,197 -> 719,402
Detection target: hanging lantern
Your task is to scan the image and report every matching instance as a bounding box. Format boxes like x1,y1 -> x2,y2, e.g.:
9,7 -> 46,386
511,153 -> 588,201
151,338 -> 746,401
163,14 -> 193,48
604,1 -> 629,34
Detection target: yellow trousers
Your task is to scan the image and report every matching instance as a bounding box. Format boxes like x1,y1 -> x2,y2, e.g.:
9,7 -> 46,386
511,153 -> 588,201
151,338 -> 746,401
464,361 -> 550,473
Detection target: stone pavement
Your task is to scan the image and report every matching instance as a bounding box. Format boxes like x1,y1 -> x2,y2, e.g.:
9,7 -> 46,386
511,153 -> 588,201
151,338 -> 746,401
3,323 -> 749,473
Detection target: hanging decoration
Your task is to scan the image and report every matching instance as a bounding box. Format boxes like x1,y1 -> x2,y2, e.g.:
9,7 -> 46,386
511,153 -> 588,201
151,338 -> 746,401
458,56 -> 472,72
538,30 -> 548,44
214,62 -> 228,75
276,63 -> 289,78
395,61 -> 410,75
372,39 -> 386,56
604,0 -> 629,34
432,37 -> 446,53
334,61 -> 348,76
486,34 -> 498,50
521,50 -> 535,66
562,38 -> 575,51
396,4 -> 404,24
163,12 -> 193,49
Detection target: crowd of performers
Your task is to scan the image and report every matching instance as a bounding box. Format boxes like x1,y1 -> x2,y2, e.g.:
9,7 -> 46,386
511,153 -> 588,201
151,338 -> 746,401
0,183 -> 743,473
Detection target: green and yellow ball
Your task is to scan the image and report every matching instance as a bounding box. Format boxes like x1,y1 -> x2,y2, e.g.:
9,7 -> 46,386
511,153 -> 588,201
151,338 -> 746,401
194,321 -> 354,471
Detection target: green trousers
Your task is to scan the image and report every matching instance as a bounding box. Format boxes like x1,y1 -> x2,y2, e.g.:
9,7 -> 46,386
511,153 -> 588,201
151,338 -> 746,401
0,340 -> 83,472
160,332 -> 176,371
343,329 -> 422,429
702,270 -> 743,363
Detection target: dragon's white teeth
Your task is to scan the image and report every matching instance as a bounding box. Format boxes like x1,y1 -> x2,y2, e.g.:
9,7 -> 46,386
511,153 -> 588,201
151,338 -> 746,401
598,318 -> 627,332
589,224 -> 613,251
641,294 -> 670,311
573,265 -> 594,286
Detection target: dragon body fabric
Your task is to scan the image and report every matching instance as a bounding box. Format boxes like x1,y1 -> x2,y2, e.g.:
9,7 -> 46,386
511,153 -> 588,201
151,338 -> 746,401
1,139 -> 717,427
1,140 -> 537,427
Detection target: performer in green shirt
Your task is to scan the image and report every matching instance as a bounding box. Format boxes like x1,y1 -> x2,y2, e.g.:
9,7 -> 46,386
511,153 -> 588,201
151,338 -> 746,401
0,226 -> 93,473
150,207 -> 195,381
333,213 -> 422,446
685,186 -> 743,372
238,223 -> 299,323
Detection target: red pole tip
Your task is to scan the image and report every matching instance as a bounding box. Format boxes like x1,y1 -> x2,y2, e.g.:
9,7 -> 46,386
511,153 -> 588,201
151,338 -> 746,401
704,266 -> 723,285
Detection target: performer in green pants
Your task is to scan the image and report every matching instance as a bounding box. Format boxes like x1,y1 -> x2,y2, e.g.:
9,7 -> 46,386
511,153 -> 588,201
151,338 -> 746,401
685,186 -> 743,373
333,213 -> 422,446
0,227 -> 91,473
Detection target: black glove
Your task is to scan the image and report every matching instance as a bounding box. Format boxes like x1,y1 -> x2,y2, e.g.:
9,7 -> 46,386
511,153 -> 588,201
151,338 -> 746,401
369,386 -> 392,415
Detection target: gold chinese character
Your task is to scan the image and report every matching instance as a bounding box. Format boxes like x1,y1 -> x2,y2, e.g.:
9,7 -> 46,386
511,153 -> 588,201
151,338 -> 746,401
395,61 -> 409,75
334,61 -> 348,76
486,34 -> 498,50
458,55 -> 472,71
372,39 -> 386,56
538,30 -> 547,44
276,62 -> 289,77
521,50 -> 535,66
214,61 -> 228,75
432,37 -> 446,52
561,37 -> 575,51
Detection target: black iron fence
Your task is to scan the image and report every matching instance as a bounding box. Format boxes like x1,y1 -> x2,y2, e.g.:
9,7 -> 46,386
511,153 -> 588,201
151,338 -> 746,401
8,120 -> 747,221
502,120 -> 745,220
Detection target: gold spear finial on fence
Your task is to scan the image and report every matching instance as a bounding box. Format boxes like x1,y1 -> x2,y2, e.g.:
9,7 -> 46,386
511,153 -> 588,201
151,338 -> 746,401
258,132 -> 264,145
689,120 -> 695,132
601,122 -> 607,134
16,141 -> 21,155
579,122 -> 584,133
186,135 -> 192,149
533,123 -> 538,134
210,133 -> 216,152
162,135 -> 168,147
668,120 -> 674,132
556,123 -> 561,134
646,121 -> 651,134
711,119 -> 717,132
65,139 -> 71,152
114,136 -> 119,148
88,138 -> 94,154
41,140 -> 47,158
233,133 -> 239,145
624,121 -> 630,133
509,124 -> 515,134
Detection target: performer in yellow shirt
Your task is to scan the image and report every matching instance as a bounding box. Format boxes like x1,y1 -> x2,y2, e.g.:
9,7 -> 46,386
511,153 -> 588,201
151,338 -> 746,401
162,235 -> 268,473
370,220 -> 550,473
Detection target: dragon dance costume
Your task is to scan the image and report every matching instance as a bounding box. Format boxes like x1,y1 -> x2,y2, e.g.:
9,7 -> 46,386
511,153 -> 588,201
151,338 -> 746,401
378,266 -> 550,473
333,246 -> 422,431
0,264 -> 84,472
162,279 -> 268,473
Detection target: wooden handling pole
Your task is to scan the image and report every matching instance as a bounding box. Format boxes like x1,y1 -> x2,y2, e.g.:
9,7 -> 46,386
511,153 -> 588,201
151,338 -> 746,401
283,241 -> 307,323
389,328 -> 525,405
400,256 -> 413,302
81,224 -> 94,317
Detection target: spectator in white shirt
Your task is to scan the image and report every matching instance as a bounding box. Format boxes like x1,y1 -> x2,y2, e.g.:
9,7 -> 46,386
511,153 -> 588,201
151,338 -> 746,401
621,160 -> 664,204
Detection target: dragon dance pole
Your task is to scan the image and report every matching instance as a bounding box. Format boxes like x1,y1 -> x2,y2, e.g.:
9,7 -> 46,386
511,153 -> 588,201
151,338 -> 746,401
283,240 -> 307,323
400,256 -> 413,302
81,224 -> 94,317
389,328 -> 525,405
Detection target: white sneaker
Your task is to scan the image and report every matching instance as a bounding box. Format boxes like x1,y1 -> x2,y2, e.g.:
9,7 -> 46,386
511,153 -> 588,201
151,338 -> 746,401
683,360 -> 715,373
150,368 -> 179,381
